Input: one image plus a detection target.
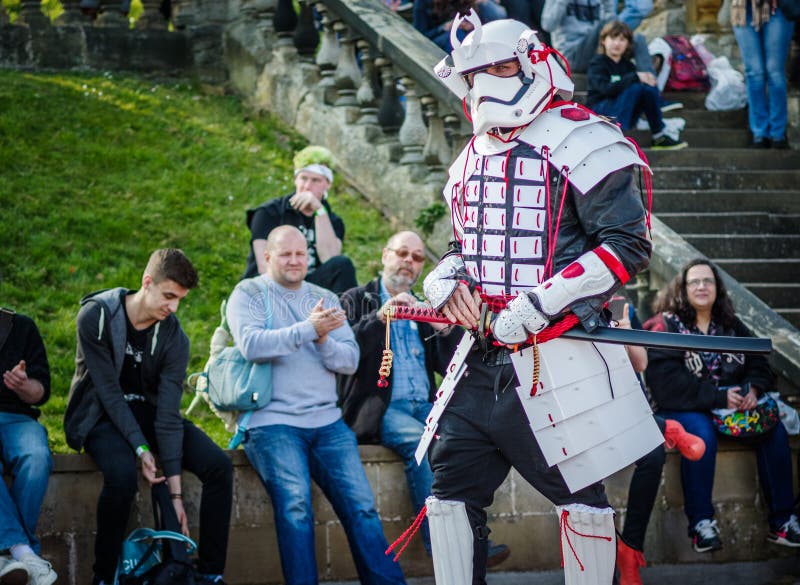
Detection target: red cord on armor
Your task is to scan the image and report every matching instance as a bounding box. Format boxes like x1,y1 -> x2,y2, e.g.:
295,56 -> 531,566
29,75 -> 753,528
625,136 -> 654,231
542,145 -> 553,268
559,509 -> 613,572
543,166 -> 570,278
385,505 -> 428,561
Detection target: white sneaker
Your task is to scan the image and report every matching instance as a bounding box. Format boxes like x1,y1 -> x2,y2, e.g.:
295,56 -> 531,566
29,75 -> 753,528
636,116 -> 686,140
18,555 -> 55,585
0,555 -> 29,585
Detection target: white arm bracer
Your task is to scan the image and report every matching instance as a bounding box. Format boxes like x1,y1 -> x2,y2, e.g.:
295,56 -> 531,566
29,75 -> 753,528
423,254 -> 467,310
533,244 -> 627,318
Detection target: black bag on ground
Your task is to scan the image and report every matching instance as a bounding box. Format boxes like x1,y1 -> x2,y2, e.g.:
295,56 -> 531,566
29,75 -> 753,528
115,483 -> 198,585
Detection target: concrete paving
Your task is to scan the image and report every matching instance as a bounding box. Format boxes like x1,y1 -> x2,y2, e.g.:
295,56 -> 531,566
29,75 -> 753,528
331,557 -> 800,585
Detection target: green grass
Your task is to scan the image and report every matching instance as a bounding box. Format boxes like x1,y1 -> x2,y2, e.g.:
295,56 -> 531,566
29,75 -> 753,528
0,69 -> 396,451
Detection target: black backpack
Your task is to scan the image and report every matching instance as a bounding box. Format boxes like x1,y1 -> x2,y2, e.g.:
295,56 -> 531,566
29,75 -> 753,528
115,483 -> 197,585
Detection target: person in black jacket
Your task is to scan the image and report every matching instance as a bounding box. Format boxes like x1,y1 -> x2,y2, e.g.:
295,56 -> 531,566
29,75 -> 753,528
242,145 -> 357,293
645,258 -> 798,553
338,231 -> 509,566
64,249 -> 233,585
0,309 -> 57,585
586,20 -> 687,149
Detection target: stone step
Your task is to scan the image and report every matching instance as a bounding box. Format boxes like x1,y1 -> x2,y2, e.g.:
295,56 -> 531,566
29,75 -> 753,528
646,148 -> 800,170
652,168 -> 800,190
685,234 -> 800,258
652,190 -> 800,214
630,128 -> 750,148
661,108 -> 748,128
656,212 -> 800,235
741,283 -> 800,308
715,259 -> 800,283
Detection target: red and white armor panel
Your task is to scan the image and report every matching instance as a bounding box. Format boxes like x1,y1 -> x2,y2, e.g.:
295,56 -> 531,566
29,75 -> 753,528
457,142 -> 550,298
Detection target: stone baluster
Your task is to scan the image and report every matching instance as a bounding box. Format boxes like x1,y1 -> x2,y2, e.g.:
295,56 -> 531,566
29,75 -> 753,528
293,0 -> 319,58
376,58 -> 404,134
18,0 -> 48,25
422,96 -> 450,171
444,113 -> 469,151
398,77 -> 427,165
171,0 -> 198,30
355,40 -> 380,126
57,0 -> 86,24
314,5 -> 339,103
274,0 -> 297,46
95,0 -> 128,27
333,23 -> 360,107
136,0 -> 168,29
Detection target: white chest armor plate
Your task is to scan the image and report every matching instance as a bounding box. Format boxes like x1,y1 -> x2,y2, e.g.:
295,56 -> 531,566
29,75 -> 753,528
457,142 -> 551,298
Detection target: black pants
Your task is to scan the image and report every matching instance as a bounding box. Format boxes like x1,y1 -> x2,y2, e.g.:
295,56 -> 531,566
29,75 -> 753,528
84,405 -> 233,581
429,349 -> 609,584
305,254 -> 357,294
620,416 -> 667,552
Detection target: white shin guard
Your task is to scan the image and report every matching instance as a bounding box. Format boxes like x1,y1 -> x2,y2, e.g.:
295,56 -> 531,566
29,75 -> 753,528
557,504 -> 616,585
426,496 -> 474,585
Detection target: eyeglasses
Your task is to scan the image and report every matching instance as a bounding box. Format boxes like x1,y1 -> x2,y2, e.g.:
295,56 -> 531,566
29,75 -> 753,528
387,247 -> 425,263
686,277 -> 716,289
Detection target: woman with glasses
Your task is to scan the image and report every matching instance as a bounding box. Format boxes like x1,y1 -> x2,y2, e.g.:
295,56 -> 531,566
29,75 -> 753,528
645,258 -> 798,554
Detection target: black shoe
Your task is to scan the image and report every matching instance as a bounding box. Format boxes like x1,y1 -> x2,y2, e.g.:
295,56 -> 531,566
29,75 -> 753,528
767,514 -> 800,547
486,540 -> 510,568
751,137 -> 771,149
652,134 -> 688,150
691,519 -> 723,553
772,137 -> 790,150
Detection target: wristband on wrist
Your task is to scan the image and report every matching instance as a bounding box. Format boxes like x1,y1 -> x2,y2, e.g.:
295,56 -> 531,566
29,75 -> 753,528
315,206 -> 328,217
135,445 -> 150,457
170,493 -> 183,500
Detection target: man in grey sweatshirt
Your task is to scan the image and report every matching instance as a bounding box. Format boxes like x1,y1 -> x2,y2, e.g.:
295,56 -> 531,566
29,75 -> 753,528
542,0 -> 655,73
64,249 -> 233,585
227,226 -> 405,585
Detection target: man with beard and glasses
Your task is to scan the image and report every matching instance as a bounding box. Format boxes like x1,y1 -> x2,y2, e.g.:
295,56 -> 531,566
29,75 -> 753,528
338,231 -> 510,566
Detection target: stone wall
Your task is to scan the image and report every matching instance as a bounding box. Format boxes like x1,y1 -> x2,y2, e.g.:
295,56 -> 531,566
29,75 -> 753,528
34,442 -> 798,585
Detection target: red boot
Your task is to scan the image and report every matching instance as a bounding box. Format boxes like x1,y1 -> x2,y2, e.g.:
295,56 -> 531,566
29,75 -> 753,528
664,419 -> 706,461
617,539 -> 646,585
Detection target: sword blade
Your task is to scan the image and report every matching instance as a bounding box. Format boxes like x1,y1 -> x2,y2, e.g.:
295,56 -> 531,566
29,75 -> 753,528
387,305 -> 773,355
561,326 -> 772,355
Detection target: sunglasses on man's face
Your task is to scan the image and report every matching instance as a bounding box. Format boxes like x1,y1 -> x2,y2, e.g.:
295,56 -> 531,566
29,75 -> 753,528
387,247 -> 425,263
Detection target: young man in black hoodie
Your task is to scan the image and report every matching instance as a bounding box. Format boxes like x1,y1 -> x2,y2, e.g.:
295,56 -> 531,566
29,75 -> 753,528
64,249 -> 233,585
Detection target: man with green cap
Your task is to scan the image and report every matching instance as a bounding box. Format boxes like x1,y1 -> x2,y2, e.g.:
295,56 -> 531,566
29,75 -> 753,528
243,145 -> 357,293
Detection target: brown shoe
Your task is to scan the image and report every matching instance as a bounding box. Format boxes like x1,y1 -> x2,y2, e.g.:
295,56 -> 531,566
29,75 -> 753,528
0,556 -> 29,585
486,541 -> 510,568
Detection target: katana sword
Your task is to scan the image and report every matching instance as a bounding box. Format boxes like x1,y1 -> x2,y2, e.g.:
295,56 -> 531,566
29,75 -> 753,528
386,305 -> 773,355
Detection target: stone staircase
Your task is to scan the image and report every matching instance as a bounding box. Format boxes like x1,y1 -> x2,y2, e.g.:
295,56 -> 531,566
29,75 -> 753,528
573,78 -> 800,330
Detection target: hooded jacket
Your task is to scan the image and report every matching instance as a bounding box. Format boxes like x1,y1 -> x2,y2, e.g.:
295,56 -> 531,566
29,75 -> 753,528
64,287 -> 189,477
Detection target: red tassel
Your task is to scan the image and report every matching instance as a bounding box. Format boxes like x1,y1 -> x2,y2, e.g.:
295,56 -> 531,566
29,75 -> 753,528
385,505 -> 428,561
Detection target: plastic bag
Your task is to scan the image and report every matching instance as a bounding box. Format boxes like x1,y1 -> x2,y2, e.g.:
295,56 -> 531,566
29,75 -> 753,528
769,392 -> 800,435
704,56 -> 747,111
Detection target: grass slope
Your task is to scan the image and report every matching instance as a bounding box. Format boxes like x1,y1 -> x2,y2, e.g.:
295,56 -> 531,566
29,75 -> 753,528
0,69 -> 396,451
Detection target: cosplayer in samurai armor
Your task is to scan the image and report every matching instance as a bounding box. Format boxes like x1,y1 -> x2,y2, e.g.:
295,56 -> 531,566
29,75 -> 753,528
416,10 -> 664,585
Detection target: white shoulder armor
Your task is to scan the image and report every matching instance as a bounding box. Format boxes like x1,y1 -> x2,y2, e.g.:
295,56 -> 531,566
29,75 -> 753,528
517,104 -> 650,194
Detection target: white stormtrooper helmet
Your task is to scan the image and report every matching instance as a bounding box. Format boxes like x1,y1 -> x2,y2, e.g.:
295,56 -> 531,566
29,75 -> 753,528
433,10 -> 574,137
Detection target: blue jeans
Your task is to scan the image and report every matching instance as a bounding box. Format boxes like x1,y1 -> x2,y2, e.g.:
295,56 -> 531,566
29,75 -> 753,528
733,5 -> 795,141
0,413 -> 53,553
592,82 -> 664,133
381,400 -> 434,555
617,0 -> 653,31
244,419 -> 406,585
659,410 -> 795,532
